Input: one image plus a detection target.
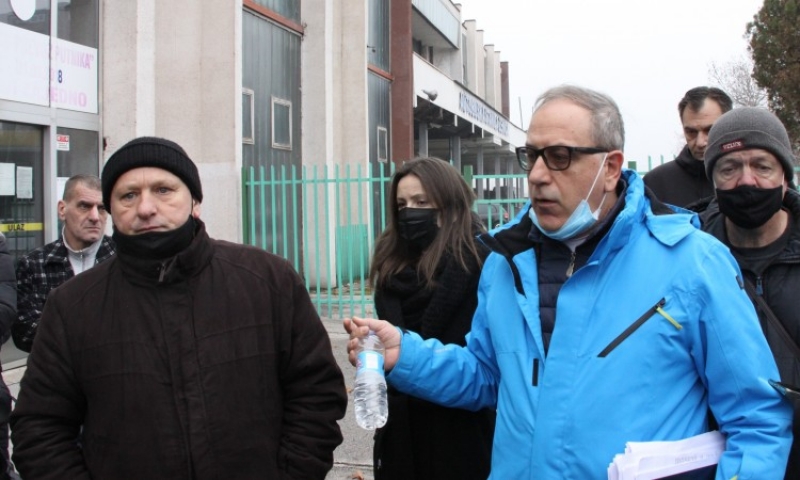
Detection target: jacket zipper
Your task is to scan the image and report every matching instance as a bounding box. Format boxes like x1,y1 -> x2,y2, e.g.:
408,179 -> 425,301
598,298 -> 666,357
159,261 -> 168,283
756,276 -> 763,295
566,251 -> 577,278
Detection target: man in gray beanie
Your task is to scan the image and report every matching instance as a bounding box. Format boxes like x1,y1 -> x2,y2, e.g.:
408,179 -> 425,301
701,107 -> 800,480
11,136 -> 347,480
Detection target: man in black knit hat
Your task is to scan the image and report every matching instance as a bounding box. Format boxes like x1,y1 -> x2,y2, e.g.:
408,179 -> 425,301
700,107 -> 800,480
10,136 -> 347,480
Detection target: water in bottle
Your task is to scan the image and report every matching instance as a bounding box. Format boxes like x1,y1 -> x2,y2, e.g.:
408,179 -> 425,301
353,331 -> 388,430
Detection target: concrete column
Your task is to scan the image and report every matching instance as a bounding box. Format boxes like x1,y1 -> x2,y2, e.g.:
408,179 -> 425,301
417,122 -> 428,157
450,135 -> 461,171
476,145 -> 484,199
390,0 -> 414,164
102,0 -> 239,241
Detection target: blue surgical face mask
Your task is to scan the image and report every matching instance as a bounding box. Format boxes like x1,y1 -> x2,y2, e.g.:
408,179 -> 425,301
529,154 -> 608,240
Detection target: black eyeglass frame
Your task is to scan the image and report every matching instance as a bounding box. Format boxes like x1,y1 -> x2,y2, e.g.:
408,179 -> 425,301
515,145 -> 608,172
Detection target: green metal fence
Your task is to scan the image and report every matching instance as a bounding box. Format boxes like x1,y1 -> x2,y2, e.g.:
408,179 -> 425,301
242,163 -> 527,320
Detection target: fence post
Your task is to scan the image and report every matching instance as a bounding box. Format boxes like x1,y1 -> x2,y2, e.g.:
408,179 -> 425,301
462,164 -> 474,187
241,167 -> 249,245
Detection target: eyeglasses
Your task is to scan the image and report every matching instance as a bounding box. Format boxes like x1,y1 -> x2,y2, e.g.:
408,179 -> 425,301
515,145 -> 608,172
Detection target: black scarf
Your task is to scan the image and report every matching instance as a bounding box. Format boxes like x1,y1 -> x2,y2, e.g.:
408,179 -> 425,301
376,249 -> 483,341
113,216 -> 196,260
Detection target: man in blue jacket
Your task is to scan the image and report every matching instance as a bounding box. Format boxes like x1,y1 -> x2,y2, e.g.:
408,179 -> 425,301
346,85 -> 792,479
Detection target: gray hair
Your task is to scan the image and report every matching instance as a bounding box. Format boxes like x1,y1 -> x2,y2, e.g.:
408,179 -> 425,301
63,174 -> 102,201
533,85 -> 625,151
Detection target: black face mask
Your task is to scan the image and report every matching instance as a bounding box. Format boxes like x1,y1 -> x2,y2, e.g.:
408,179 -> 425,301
113,216 -> 197,260
716,185 -> 784,229
397,208 -> 439,250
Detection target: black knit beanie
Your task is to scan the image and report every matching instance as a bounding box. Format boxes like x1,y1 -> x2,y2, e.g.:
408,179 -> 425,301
102,136 -> 203,208
705,107 -> 797,184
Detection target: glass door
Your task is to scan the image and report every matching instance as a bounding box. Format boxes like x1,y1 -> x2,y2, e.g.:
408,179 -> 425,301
0,121 -> 44,261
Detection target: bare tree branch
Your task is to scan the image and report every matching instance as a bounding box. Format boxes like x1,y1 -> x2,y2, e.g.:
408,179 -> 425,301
707,55 -> 768,108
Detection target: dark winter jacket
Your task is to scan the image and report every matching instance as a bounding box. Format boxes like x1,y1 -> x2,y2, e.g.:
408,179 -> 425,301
10,221 -> 347,480
0,233 -> 15,349
643,145 -> 714,208
0,233 -> 16,480
372,241 -> 495,480
701,190 -> 800,480
13,235 -> 115,352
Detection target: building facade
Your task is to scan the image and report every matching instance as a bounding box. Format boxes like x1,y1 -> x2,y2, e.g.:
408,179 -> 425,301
0,0 -> 523,312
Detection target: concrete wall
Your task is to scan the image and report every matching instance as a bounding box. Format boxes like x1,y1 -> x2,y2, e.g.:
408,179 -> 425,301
302,0 -> 372,287
102,0 -> 241,242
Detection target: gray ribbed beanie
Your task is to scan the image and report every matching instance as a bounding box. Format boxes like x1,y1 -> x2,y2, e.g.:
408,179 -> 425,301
705,107 -> 796,183
102,136 -> 203,208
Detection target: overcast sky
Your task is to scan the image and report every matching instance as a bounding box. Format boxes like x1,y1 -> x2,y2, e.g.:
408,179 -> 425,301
457,0 -> 764,169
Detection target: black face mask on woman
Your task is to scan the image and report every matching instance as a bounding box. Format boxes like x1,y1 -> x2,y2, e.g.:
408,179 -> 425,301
397,208 -> 439,250
716,184 -> 784,229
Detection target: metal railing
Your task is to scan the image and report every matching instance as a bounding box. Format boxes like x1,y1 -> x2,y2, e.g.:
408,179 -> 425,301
242,162 -> 526,319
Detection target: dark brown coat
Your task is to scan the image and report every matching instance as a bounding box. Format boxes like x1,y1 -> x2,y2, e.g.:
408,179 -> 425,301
10,223 -> 347,480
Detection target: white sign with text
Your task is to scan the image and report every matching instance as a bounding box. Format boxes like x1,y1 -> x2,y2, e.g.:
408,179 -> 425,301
51,38 -> 98,114
0,22 -> 50,106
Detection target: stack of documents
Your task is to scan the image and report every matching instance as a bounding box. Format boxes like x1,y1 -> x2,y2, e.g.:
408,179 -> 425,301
607,431 -> 724,480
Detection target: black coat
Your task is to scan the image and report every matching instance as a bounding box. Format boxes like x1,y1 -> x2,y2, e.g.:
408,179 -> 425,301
10,221 -> 347,480
0,233 -> 15,347
643,145 -> 714,208
373,242 -> 495,480
0,233 -> 16,479
701,190 -> 800,480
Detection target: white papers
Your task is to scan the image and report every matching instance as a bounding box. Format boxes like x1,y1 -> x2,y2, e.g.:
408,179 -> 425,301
608,431 -> 724,480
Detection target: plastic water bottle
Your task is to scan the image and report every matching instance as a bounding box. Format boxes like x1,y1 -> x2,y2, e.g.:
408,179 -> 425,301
353,331 -> 388,430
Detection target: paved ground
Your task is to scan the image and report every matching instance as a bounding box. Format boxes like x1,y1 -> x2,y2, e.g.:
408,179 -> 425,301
324,316 -> 376,480
2,317 -> 375,479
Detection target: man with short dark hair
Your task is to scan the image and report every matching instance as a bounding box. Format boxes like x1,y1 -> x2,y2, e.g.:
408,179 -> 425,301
701,107 -> 800,480
644,86 -> 733,208
10,137 -> 347,480
11,174 -> 115,352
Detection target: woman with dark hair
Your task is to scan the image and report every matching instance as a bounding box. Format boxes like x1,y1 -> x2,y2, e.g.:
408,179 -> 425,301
369,157 -> 495,480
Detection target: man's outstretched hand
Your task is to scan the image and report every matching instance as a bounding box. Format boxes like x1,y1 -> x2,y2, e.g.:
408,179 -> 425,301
343,316 -> 402,372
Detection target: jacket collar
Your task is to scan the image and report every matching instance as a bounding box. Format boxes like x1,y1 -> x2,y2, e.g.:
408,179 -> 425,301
115,219 -> 214,286
674,145 -> 707,177
480,170 -> 696,294
44,236 -> 116,267
703,189 -> 800,264
486,170 -> 697,255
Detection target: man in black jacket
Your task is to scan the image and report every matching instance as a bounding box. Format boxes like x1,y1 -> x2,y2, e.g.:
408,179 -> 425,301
700,107 -> 800,480
644,86 -> 732,208
0,233 -> 17,479
11,137 -> 347,479
12,174 -> 115,352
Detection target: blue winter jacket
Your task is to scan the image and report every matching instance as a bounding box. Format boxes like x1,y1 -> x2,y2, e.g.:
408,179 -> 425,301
387,170 -> 792,479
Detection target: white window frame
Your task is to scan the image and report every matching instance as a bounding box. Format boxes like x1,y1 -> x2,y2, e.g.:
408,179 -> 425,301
242,88 -> 255,144
377,126 -> 388,163
271,96 -> 292,150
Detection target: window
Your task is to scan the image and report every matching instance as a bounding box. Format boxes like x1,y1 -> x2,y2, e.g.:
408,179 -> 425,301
58,0 -> 99,48
377,126 -> 388,163
242,88 -> 254,144
271,96 -> 292,150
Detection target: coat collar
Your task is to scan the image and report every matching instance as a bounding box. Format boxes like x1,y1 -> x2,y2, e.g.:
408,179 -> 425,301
702,189 -> 800,264
674,145 -> 707,177
115,219 -> 214,286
